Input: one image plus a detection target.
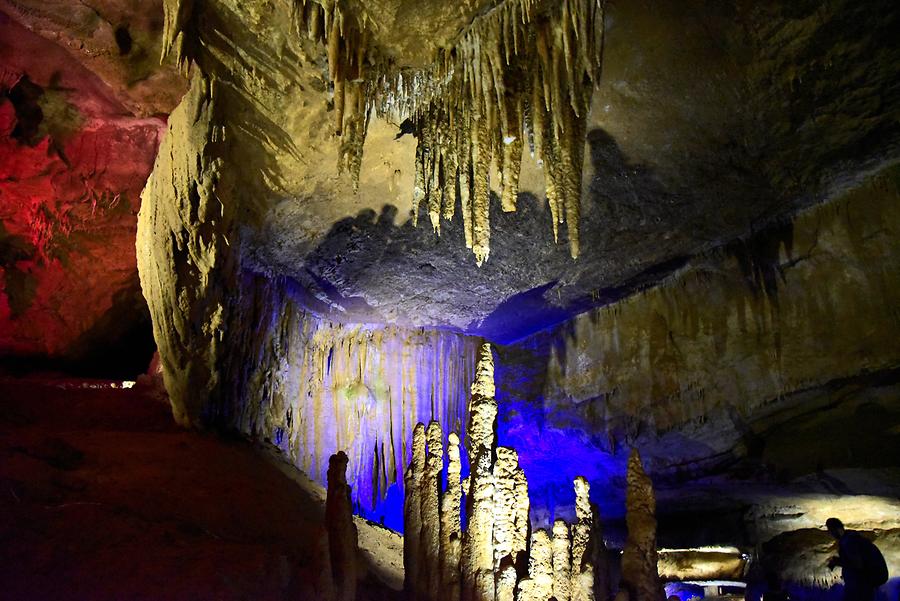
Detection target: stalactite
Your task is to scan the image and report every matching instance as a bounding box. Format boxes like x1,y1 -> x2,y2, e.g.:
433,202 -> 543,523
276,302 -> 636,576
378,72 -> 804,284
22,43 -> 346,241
620,449 -> 665,601
393,0 -> 604,263
160,0 -> 197,73
164,0 -> 603,262
290,0 -> 376,190
288,0 -> 603,264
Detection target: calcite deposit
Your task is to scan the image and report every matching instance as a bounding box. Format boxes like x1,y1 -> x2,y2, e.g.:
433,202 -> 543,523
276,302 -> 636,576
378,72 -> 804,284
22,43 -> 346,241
620,450 -> 664,601
326,450 -> 359,601
403,343 -> 607,601
2,1 -> 899,599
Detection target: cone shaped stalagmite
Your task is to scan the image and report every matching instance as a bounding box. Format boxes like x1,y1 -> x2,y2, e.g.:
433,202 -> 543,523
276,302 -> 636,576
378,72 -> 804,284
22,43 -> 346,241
621,449 -> 665,601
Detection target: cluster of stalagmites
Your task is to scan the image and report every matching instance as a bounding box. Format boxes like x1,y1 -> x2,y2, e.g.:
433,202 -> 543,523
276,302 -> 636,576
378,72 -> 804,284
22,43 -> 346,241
162,0 -> 604,265
404,343 -> 609,601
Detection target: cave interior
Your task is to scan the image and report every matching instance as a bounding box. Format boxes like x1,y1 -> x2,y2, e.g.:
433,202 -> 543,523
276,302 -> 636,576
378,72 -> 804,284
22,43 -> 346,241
0,0 -> 899,599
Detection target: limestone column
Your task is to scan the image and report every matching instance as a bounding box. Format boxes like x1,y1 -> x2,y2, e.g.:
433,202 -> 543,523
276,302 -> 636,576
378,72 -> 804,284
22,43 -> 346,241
326,451 -> 358,601
405,423 -> 426,600
620,449 -> 664,601
422,420 -> 444,600
441,432 -> 463,601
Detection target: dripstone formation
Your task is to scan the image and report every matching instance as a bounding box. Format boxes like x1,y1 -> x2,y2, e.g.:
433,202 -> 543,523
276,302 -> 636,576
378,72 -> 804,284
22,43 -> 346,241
403,343 -> 606,601
326,450 -> 359,601
619,449 -> 664,601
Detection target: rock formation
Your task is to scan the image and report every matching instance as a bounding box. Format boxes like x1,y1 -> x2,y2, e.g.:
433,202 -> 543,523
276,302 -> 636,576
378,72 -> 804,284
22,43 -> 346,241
405,423 -> 426,600
136,71 -> 234,427
326,450 -> 359,601
518,529 -> 554,601
552,519 -> 572,601
423,421 -> 445,600
571,477 -> 598,601
404,342 -> 601,601
620,449 -> 664,601
441,431 -> 464,601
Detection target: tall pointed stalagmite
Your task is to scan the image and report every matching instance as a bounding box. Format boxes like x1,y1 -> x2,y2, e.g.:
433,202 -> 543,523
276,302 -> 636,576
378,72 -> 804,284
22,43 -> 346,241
620,449 -> 665,601
441,431 -> 463,601
405,423 -> 427,600
422,421 -> 444,600
462,343 -> 498,601
326,451 -> 358,601
571,476 -> 598,601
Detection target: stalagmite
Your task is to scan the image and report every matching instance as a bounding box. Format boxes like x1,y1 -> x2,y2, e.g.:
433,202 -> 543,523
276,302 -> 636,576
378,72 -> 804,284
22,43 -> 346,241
325,451 -> 358,601
422,421 -> 444,600
553,519 -> 573,601
462,342 -> 498,601
463,450 -> 497,601
405,423 -> 426,600
496,564 -> 518,601
512,467 -> 530,569
493,447 -> 524,572
571,477 -> 597,601
620,449 -> 665,601
441,432 -> 463,601
517,529 -> 554,601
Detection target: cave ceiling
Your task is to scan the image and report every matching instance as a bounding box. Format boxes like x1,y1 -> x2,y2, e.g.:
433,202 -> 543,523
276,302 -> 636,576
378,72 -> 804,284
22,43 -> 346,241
3,0 -> 898,343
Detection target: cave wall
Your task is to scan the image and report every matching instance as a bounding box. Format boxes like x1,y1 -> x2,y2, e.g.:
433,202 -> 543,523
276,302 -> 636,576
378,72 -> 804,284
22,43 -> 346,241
495,164 -> 900,504
220,274 -> 479,523
0,12 -> 163,376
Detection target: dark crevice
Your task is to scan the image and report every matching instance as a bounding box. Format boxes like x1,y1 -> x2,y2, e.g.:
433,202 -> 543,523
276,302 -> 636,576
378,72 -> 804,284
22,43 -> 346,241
114,25 -> 133,56
4,75 -> 44,146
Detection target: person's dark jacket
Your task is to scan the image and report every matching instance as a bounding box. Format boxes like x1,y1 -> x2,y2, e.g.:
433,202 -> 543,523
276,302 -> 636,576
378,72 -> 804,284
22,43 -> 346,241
834,531 -> 888,601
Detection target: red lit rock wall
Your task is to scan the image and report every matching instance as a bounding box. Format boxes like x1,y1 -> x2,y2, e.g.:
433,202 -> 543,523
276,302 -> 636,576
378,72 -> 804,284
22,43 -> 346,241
0,13 -> 166,373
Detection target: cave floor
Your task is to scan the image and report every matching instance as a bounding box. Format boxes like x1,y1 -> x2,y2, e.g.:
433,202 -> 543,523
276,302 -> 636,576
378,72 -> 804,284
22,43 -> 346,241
0,376 -> 400,601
